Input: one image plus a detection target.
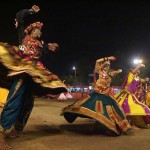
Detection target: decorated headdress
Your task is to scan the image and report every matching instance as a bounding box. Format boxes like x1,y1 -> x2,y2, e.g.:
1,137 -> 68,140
25,22 -> 43,34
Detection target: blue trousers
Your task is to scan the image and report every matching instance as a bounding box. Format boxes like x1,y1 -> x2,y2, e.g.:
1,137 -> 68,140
0,76 -> 34,132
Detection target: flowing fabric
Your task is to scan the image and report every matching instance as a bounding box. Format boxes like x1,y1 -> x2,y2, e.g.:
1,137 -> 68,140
0,43 -> 67,133
0,43 -> 67,92
0,77 -> 34,132
62,92 -> 130,135
115,72 -> 150,127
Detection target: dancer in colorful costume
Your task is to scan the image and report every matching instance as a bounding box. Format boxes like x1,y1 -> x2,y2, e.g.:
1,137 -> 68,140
135,83 -> 145,103
0,5 -> 67,149
61,56 -> 131,135
115,63 -> 150,128
146,88 -> 150,108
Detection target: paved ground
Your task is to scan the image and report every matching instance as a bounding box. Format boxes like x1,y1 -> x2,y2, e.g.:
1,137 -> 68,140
1,97 -> 150,150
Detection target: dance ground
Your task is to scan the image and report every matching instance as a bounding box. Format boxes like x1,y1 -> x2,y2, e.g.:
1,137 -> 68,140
1,97 -> 150,150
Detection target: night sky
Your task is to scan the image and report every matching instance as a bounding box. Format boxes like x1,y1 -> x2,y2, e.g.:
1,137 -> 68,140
1,0 -> 150,76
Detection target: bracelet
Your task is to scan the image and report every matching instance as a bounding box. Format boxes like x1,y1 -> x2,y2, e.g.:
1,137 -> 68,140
29,9 -> 35,14
104,57 -> 107,61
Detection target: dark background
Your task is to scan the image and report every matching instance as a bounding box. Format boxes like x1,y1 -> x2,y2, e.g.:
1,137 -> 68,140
0,0 -> 150,85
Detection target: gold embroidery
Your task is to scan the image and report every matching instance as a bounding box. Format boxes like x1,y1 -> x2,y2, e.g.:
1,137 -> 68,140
118,120 -> 131,132
7,78 -> 23,102
62,105 -> 122,134
106,105 -> 116,123
112,106 -> 122,123
95,101 -> 103,114
93,72 -> 111,94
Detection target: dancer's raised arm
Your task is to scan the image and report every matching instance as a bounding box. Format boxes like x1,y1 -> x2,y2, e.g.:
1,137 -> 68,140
131,63 -> 145,74
15,5 -> 40,44
109,69 -> 122,77
140,77 -> 149,83
94,56 -> 116,73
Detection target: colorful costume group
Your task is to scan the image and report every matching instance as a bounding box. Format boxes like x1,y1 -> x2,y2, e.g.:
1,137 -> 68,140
0,6 -> 150,142
61,60 -> 150,134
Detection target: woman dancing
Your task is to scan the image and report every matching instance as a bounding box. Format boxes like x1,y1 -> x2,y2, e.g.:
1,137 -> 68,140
61,56 -> 131,135
115,63 -> 150,128
0,5 -> 67,149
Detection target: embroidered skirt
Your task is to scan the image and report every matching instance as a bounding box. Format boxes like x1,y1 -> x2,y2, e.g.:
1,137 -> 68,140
61,91 -> 131,135
0,43 -> 67,94
115,89 -> 150,126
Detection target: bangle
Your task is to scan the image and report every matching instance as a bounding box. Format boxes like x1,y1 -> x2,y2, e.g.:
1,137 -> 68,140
104,57 -> 108,61
29,9 -> 35,14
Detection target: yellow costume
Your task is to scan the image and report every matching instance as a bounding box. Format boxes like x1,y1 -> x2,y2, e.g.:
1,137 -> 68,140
0,87 -> 9,107
146,91 -> 150,107
115,72 -> 150,127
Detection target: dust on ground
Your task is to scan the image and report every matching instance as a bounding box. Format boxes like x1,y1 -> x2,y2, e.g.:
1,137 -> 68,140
1,97 -> 150,150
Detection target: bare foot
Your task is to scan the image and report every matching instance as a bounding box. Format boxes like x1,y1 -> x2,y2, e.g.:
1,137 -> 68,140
6,129 -> 23,138
131,125 -> 140,130
122,129 -> 133,135
0,132 -> 11,150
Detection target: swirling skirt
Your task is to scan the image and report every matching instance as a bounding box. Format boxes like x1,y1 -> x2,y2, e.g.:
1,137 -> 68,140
61,92 -> 131,135
115,89 -> 150,127
0,43 -> 67,94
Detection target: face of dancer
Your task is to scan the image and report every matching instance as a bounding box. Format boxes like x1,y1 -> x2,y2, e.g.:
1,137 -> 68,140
136,70 -> 140,75
31,28 -> 42,39
103,64 -> 110,72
